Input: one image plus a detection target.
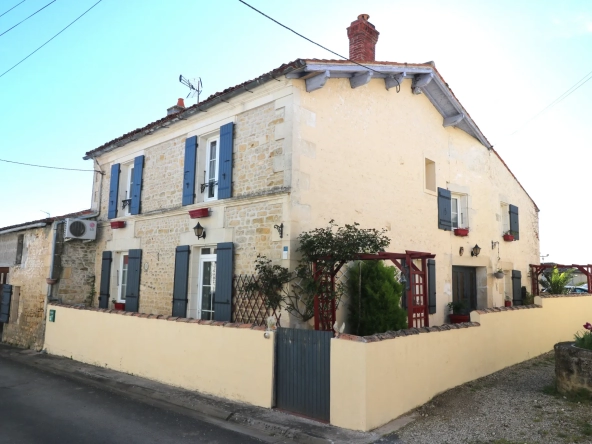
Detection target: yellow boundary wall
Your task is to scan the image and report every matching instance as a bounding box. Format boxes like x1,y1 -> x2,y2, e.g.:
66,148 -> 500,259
330,295 -> 592,431
44,304 -> 275,408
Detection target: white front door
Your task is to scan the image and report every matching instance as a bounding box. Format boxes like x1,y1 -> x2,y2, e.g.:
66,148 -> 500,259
198,252 -> 217,320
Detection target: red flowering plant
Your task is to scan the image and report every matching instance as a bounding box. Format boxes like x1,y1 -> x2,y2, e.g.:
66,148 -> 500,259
574,322 -> 592,350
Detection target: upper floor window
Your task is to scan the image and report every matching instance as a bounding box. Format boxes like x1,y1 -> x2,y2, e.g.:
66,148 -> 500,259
204,136 -> 219,201
425,158 -> 436,192
451,194 -> 468,229
182,122 -> 234,207
108,155 -> 144,219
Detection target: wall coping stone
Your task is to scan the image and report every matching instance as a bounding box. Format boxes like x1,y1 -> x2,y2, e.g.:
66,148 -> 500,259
48,303 -> 272,331
337,321 -> 481,343
540,293 -> 592,298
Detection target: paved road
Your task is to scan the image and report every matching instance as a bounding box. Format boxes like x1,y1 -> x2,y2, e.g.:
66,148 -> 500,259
0,357 -> 264,444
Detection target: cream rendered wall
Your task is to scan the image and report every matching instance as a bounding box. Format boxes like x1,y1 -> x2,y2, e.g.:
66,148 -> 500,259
90,80 -> 296,315
288,77 -> 539,326
331,295 -> 592,431
44,305 -> 275,408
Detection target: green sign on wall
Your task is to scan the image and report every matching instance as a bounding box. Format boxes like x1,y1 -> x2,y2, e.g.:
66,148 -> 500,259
49,310 -> 55,322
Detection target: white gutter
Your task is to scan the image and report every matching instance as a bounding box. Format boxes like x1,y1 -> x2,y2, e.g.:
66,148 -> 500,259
0,222 -> 47,235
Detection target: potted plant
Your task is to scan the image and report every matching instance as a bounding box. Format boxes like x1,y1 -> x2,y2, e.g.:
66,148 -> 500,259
112,299 -> 125,311
454,227 -> 469,237
503,230 -> 515,242
447,300 -> 470,324
494,268 -> 505,279
504,295 -> 512,307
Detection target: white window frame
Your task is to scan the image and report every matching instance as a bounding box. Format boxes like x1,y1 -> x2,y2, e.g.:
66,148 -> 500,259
117,253 -> 129,303
204,135 -> 220,202
451,194 -> 468,229
197,252 -> 217,320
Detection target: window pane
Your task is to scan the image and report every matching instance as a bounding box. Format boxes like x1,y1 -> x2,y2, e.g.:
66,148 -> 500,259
202,287 -> 212,311
201,248 -> 210,255
202,262 -> 211,285
451,198 -> 458,228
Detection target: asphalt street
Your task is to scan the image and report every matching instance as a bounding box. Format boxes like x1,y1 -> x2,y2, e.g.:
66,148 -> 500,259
0,357 -> 264,444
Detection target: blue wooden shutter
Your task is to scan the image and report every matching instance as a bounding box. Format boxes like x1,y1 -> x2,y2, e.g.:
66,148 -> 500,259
182,136 -> 197,206
130,155 -> 144,215
0,284 -> 12,323
509,204 -> 519,240
108,164 -> 120,219
512,270 -> 522,306
437,187 -> 452,231
98,251 -> 112,309
217,122 -> 234,199
125,249 -> 142,312
214,242 -> 234,321
427,259 -> 436,314
172,246 -> 190,317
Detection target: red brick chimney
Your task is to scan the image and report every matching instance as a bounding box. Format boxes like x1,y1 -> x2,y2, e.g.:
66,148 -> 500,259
347,14 -> 379,62
167,98 -> 185,116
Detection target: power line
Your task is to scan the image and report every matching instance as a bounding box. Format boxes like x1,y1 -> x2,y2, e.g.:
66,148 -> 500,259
0,1 -> 26,19
509,68 -> 592,136
237,0 -> 400,91
0,158 -> 100,173
0,0 -> 102,79
0,0 -> 56,38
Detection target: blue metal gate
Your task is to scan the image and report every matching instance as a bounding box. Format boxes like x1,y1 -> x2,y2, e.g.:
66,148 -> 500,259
275,327 -> 332,422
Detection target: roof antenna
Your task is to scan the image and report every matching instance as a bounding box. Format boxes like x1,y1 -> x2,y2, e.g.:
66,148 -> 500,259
40,210 -> 50,217
179,75 -> 202,105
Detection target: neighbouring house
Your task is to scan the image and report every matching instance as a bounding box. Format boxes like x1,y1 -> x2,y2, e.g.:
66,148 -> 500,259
0,210 -> 97,349
82,14 -> 539,329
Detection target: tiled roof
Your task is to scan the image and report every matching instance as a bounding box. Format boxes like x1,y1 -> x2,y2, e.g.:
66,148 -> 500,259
0,209 -> 94,233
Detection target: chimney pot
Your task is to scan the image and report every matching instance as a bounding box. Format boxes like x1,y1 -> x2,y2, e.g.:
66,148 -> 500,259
167,98 -> 186,116
347,14 -> 379,62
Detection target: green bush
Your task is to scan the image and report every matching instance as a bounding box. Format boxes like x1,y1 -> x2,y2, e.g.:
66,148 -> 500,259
347,261 -> 407,336
540,266 -> 574,295
575,322 -> 592,351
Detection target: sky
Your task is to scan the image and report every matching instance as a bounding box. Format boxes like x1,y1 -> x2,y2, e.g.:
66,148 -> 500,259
0,0 -> 590,264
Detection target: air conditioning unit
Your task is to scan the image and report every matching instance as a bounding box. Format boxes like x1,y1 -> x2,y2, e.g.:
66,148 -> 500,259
64,219 -> 97,241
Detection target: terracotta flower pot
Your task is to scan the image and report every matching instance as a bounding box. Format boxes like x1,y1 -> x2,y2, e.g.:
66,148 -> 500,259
503,234 -> 514,242
454,228 -> 469,237
505,300 -> 512,307
113,302 -> 125,311
449,314 -> 470,324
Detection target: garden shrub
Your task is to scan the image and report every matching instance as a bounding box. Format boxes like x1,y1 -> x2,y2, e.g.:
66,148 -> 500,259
347,260 -> 407,336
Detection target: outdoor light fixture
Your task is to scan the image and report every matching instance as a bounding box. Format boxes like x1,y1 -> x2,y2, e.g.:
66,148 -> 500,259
471,244 -> 481,257
193,222 -> 206,239
274,223 -> 284,239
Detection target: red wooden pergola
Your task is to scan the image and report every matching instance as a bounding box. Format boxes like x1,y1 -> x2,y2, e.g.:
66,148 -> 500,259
313,250 -> 436,331
529,263 -> 592,296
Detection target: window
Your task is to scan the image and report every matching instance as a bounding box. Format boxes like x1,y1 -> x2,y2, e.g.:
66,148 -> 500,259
500,203 -> 510,234
451,194 -> 468,229
118,254 -> 129,302
15,235 -> 23,265
204,136 -> 219,201
107,155 -> 144,219
425,158 -> 436,192
198,248 -> 217,320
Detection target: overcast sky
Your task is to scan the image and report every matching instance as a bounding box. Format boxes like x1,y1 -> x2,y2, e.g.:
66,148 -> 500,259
0,0 -> 590,264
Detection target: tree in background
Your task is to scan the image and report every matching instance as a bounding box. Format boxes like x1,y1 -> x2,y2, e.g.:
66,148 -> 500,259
347,260 -> 407,336
540,266 -> 574,295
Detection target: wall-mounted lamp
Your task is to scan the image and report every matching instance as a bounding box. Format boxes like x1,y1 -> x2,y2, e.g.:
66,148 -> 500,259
193,222 -> 206,239
471,244 -> 481,257
274,223 -> 284,239
491,241 -> 499,250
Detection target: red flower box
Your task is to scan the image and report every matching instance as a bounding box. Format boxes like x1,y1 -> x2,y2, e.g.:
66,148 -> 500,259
189,208 -> 210,218
503,234 -> 514,242
110,221 -> 126,229
113,302 -> 125,311
454,228 -> 469,237
449,314 -> 470,324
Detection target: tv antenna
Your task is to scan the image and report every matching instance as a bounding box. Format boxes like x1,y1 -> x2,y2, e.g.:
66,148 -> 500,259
179,75 -> 202,104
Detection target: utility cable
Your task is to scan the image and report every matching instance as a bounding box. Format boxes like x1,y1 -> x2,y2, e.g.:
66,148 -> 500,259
238,0 -> 400,92
0,1 -> 26,19
0,0 -> 102,79
0,0 -> 56,38
0,158 -> 101,173
509,68 -> 592,136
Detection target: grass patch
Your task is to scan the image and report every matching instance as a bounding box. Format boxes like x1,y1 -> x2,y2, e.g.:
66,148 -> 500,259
579,420 -> 592,436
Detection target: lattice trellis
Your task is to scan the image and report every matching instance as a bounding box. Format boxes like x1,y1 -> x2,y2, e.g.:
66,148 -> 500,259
232,274 -> 282,327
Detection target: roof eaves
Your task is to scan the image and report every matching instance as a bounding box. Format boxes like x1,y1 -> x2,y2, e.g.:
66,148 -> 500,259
83,60 -> 307,160
0,209 -> 94,233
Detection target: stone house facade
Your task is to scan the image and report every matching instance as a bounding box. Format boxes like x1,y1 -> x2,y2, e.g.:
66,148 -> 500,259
84,15 -> 539,328
0,211 -> 96,349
